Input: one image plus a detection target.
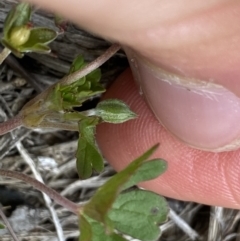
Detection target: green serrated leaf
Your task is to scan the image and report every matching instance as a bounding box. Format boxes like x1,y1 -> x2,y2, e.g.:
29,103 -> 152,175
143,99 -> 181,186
109,190 -> 169,241
0,223 -> 5,229
123,158 -> 167,190
79,214 -> 127,241
83,144 -> 159,225
76,117 -> 104,179
4,3 -> 31,39
96,99 -> 137,123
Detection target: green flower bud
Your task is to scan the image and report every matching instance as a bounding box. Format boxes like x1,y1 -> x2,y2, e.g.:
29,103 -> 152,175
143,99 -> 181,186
96,99 -> 137,123
9,26 -> 31,46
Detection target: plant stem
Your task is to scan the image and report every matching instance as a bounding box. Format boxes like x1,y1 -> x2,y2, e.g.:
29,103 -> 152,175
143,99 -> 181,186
0,115 -> 23,136
0,169 -> 80,214
60,43 -> 121,85
21,43 -> 121,111
0,47 -> 11,65
39,120 -> 78,132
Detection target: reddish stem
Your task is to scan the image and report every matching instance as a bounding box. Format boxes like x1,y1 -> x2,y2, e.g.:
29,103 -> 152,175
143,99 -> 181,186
61,43 -> 121,86
0,115 -> 24,135
0,169 -> 80,214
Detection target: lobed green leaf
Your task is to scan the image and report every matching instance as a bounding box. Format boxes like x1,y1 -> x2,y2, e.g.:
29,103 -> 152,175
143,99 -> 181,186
79,214 -> 128,241
76,117 -> 104,179
123,158 -> 167,190
82,144 -> 159,226
108,190 -> 169,241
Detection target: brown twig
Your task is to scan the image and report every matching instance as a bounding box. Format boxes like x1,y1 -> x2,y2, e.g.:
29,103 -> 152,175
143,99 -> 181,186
0,169 -> 80,214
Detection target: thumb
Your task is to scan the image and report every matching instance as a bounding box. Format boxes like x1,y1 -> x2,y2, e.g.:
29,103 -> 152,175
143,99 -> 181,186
96,69 -> 240,209
27,0 -> 240,151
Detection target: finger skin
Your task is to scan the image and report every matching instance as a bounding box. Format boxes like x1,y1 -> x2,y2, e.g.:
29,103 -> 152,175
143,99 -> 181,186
26,0 -> 240,96
97,69 -> 240,209
26,0 -> 240,150
26,0 -> 240,207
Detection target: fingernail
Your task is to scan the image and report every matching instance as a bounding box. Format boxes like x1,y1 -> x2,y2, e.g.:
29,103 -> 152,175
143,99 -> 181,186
125,48 -> 240,152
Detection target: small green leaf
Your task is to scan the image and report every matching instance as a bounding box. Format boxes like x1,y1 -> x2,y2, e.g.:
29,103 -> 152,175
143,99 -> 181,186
123,158 -> 167,190
86,68 -> 101,84
58,55 -> 105,110
20,27 -> 57,48
83,144 -> 159,225
77,137 -> 103,179
108,190 -> 169,241
0,223 -> 5,229
96,99 -> 137,123
69,55 -> 85,74
19,43 -> 51,54
79,214 -> 128,241
76,117 -> 104,179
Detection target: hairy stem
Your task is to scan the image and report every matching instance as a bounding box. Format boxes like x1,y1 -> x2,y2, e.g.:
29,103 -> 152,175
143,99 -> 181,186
0,115 -> 24,136
60,43 -> 121,86
39,120 -> 78,132
0,169 -> 80,214
0,47 -> 11,65
23,43 -> 121,107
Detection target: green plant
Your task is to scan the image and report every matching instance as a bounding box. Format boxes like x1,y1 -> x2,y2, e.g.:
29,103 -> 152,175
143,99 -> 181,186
0,3 -> 57,62
0,3 -> 169,241
0,145 -> 168,241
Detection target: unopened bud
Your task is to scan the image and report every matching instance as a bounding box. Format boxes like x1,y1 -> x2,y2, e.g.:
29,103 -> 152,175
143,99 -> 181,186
9,26 -> 31,46
96,99 -> 137,123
